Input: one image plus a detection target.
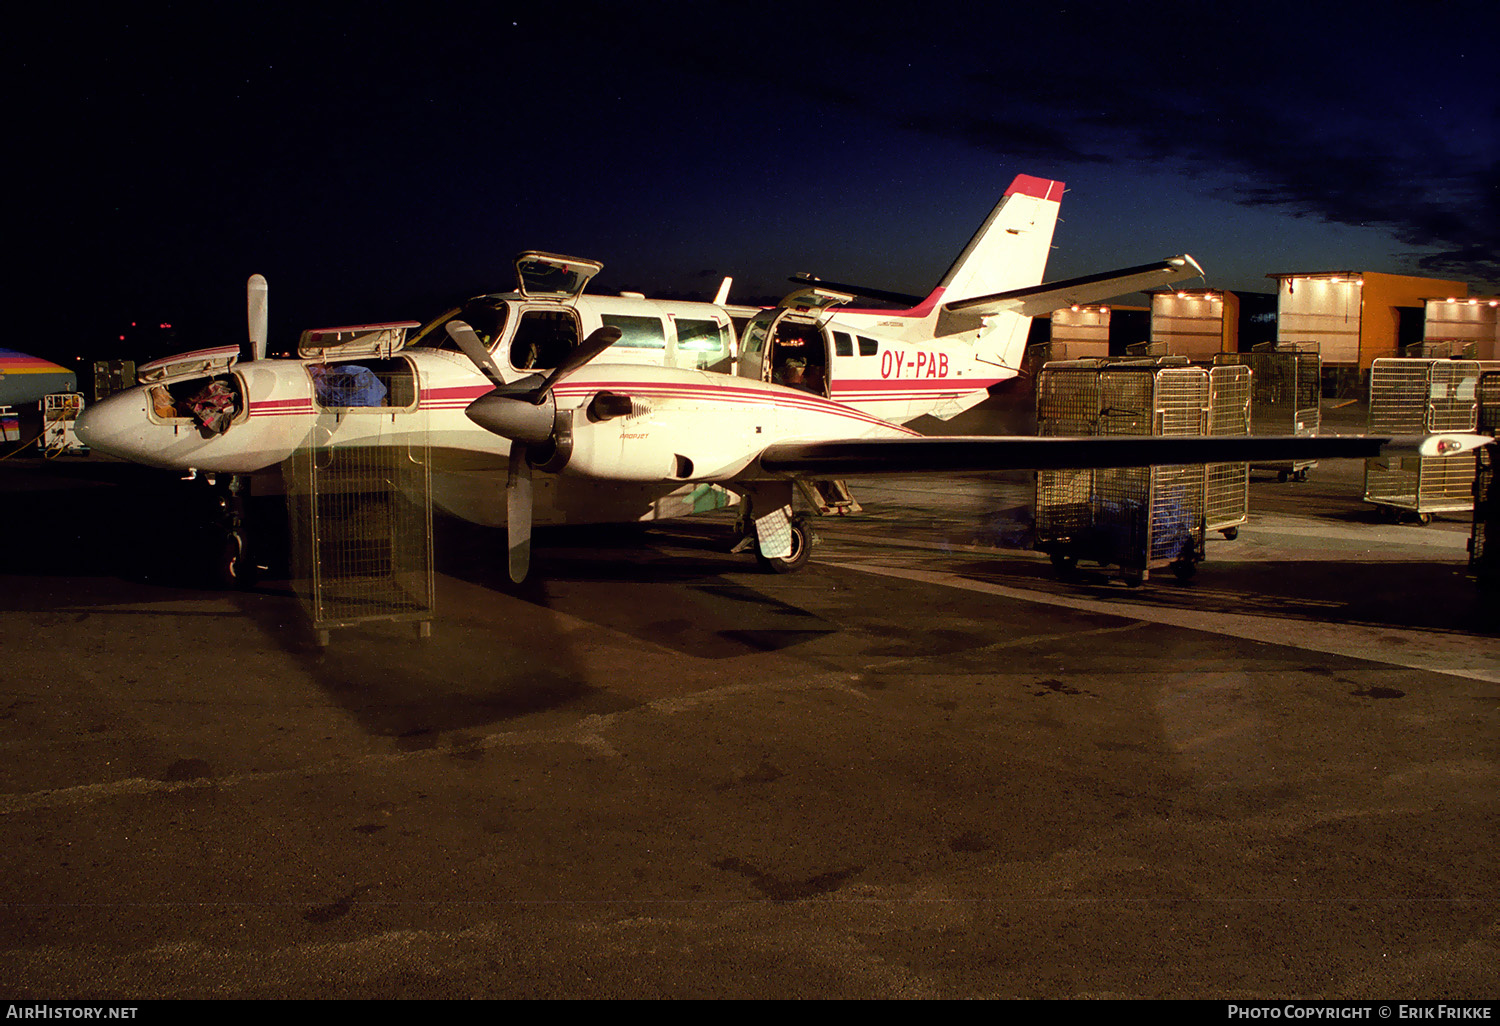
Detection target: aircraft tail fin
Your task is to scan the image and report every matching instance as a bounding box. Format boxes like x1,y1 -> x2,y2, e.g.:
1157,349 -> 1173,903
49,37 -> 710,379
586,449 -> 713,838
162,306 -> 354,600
936,175 -> 1064,306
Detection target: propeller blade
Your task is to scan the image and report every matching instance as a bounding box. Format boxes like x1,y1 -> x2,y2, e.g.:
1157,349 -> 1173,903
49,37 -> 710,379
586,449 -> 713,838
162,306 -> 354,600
446,319 -> 509,389
247,274 -> 268,361
535,325 -> 622,397
507,444 -> 533,583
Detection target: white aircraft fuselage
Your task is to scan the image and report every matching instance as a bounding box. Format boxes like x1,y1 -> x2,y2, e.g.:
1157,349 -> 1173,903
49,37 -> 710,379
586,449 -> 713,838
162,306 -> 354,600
75,175 -> 1096,528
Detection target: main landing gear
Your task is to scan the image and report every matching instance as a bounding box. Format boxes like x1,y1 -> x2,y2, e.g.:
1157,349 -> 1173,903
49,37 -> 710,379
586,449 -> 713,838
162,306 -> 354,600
731,483 -> 816,574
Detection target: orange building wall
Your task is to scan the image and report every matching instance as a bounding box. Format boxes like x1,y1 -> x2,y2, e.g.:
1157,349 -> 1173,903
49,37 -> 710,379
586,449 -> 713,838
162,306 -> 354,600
1359,272 -> 1466,368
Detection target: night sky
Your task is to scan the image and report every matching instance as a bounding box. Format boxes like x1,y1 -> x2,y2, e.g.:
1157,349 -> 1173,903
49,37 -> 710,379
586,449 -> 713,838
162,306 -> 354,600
15,3 -> 1497,364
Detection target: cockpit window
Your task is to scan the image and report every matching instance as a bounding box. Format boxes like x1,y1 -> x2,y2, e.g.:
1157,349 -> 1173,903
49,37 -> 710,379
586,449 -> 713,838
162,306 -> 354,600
407,299 -> 510,352
510,309 -> 580,370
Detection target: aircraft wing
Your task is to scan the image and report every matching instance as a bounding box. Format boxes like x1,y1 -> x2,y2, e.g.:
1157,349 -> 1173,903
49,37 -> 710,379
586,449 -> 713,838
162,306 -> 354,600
755,432 -> 1491,477
940,255 -> 1204,321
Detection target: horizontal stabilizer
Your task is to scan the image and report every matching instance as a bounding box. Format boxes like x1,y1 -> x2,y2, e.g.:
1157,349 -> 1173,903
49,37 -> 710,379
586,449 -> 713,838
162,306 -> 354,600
757,433 -> 1491,476
942,255 -> 1204,321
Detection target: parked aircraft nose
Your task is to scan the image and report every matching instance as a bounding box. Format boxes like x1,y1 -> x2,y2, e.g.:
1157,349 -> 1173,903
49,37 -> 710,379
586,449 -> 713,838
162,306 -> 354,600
74,388 -> 160,464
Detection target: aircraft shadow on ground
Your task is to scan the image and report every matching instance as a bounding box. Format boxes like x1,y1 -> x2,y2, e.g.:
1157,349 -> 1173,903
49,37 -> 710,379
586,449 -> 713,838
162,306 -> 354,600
433,514 -> 841,660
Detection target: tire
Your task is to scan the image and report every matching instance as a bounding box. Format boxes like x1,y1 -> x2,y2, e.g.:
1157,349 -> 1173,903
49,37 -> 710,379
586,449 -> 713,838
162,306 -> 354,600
756,515 -> 813,574
1050,551 -> 1078,576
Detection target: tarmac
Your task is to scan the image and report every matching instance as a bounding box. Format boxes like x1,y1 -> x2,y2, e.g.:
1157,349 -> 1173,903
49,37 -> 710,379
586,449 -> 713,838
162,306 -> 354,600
0,399 -> 1496,999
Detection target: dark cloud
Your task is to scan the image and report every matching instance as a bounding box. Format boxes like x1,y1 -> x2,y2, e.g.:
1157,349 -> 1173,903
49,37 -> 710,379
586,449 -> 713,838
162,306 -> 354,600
758,5 -> 1500,287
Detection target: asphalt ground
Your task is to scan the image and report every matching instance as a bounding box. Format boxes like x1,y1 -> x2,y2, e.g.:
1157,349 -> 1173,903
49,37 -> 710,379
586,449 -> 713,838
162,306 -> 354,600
0,400 -> 1496,999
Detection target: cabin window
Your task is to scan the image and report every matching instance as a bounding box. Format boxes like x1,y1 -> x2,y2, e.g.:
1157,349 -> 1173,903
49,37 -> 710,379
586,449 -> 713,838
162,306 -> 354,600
510,309 -> 580,370
309,358 -> 417,412
833,331 -> 853,357
674,317 -> 729,366
857,335 -> 879,356
601,314 -> 667,349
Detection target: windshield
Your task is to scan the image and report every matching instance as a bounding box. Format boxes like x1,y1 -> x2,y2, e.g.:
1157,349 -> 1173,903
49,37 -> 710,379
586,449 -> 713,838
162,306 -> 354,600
406,298 -> 511,352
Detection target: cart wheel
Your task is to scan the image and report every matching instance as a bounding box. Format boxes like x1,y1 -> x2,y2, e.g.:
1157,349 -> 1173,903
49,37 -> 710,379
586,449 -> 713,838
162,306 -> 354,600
1122,571 -> 1144,588
1293,469 -> 1309,482
1050,552 -> 1078,576
1278,470 -> 1289,483
1417,512 -> 1432,526
1171,559 -> 1197,582
1220,527 -> 1239,540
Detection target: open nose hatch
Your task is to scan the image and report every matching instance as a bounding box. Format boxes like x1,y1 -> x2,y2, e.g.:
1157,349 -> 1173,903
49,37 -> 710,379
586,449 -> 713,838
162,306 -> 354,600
137,345 -> 247,435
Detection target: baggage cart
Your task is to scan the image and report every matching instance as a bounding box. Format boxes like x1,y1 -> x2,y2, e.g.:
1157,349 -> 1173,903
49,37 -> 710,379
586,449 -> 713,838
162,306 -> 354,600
1205,363 -> 1251,538
1034,359 -> 1207,585
285,419 -> 435,645
1468,371 -> 1500,585
1214,342 -> 1321,482
1364,358 -> 1496,523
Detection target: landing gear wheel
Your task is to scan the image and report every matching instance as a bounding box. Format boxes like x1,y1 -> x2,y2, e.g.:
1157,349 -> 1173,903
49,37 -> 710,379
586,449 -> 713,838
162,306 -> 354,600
756,515 -> 813,574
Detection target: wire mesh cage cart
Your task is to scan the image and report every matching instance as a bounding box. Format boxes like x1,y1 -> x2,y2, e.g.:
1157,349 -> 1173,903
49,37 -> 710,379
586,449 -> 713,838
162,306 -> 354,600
1214,341 -> 1322,482
285,428 -> 435,646
1363,358 -> 1496,524
1034,359 -> 1209,585
1205,363 -> 1251,538
1468,371 -> 1500,585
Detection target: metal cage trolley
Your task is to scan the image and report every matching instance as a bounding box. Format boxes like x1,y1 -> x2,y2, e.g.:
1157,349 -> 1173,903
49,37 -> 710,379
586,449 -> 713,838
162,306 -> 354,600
1364,358 -> 1497,524
1468,370 -> 1500,585
1214,341 -> 1321,482
1034,358 -> 1212,585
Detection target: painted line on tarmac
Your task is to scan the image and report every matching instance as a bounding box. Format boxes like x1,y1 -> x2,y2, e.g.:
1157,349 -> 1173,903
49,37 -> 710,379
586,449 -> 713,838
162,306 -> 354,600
826,561 -> 1500,684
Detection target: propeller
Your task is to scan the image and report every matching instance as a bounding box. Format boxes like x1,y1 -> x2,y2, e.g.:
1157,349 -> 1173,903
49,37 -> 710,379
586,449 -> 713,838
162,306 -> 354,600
247,274 -> 268,361
446,320 -> 623,582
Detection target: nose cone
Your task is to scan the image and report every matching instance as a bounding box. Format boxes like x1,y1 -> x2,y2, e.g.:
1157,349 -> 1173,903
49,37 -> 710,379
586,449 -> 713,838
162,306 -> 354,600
74,387 -> 162,465
466,391 -> 556,444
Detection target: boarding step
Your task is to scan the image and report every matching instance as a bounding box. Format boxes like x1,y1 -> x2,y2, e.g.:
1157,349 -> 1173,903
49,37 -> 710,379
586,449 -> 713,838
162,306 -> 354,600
797,478 -> 862,516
